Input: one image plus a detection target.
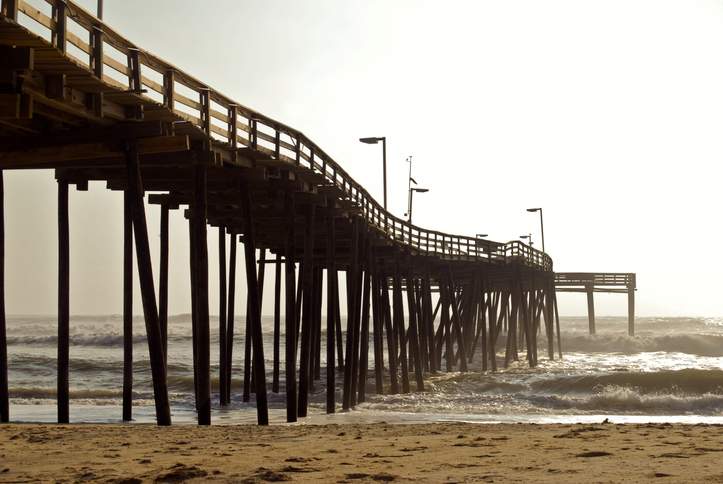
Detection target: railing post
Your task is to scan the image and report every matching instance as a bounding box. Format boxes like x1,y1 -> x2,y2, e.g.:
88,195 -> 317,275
91,22 -> 104,117
53,2 -> 67,55
163,69 -> 175,110
128,48 -> 141,91
228,104 -> 238,149
200,88 -> 211,134
2,0 -> 19,21
274,129 -> 280,159
295,137 -> 301,167
251,118 -> 258,150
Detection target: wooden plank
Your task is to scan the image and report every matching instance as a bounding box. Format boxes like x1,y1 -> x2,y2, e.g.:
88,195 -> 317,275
18,0 -> 54,32
0,135 -> 189,166
103,53 -> 130,78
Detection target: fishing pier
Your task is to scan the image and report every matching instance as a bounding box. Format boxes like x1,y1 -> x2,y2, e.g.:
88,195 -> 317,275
0,0 -> 632,426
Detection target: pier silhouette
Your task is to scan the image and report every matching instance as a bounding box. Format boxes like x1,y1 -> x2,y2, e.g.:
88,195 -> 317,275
0,1 -> 633,425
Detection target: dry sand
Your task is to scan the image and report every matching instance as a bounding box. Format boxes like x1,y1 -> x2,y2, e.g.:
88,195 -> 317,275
1,421 -> 723,483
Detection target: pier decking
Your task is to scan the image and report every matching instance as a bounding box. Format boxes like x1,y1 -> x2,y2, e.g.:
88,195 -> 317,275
0,0 -> 628,426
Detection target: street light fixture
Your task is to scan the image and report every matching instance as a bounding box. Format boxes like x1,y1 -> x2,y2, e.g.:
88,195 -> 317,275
406,188 -> 429,224
520,234 -> 533,246
359,137 -> 387,211
526,207 -> 545,253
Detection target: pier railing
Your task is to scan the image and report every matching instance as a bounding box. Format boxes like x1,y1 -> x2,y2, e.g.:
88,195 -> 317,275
3,0 -> 552,271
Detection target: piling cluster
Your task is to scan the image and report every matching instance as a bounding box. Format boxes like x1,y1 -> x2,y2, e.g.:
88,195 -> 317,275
0,0 -> 558,425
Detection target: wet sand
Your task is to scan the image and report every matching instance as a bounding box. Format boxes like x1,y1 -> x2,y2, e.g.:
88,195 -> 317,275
1,421 -> 722,482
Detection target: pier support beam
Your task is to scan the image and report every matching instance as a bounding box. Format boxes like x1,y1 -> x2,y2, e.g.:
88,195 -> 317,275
325,209 -> 337,413
159,204 -> 173,366
124,139 -> 171,426
122,190 -> 133,421
284,190 -> 297,423
57,178 -> 70,424
298,204 -> 315,418
240,181 -> 269,425
586,283 -> 596,335
628,279 -> 635,337
192,165 -> 211,425
218,227 -> 228,405
272,256 -> 282,394
0,171 -> 6,423
225,233 -> 237,404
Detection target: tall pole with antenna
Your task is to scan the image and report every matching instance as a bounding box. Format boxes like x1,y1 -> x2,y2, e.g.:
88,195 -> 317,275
406,156 -> 414,220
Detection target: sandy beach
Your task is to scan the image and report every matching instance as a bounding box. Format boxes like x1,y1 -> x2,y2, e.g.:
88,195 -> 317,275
1,421 -> 722,483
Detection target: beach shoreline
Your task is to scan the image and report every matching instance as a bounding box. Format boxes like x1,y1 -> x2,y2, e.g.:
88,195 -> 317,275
2,421 -> 722,482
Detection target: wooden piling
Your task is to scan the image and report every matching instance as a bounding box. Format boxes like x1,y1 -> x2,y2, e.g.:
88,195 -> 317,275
123,139 -> 171,426
444,266 -> 468,372
284,190 -> 297,423
628,277 -> 635,336
122,190 -> 133,421
189,216 -> 199,411
379,262 -> 398,394
159,204 -> 170,365
273,256 -> 282,394
239,181 -> 269,425
57,178 -> 70,424
349,232 -> 365,403
404,252 -> 424,391
586,282 -> 596,335
325,209 -> 337,413
545,276 -> 555,360
298,203 -> 315,418
357,239 -> 372,403
192,165 -> 211,425
0,171 -> 6,424
343,218 -> 360,409
370,253 -> 384,395
312,266 -> 323,383
218,226 -> 228,405
423,266 -> 437,374
392,250 -> 410,393
553,289 -> 562,358
225,233 -> 237,404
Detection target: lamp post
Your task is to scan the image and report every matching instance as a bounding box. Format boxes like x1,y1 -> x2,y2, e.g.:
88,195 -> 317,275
359,137 -> 387,211
520,234 -> 533,246
476,234 -> 490,258
526,207 -> 545,253
406,188 -> 429,224
406,156 -> 413,219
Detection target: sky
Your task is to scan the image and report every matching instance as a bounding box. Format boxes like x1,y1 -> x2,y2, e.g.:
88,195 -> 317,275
5,0 -> 723,317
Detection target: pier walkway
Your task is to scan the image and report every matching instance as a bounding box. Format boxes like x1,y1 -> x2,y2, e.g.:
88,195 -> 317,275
0,0 -> 559,425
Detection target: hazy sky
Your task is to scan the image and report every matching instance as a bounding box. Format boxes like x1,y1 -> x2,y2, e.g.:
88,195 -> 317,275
6,0 -> 723,317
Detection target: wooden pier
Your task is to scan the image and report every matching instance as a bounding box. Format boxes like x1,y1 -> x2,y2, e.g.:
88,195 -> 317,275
0,0 -> 591,426
555,272 -> 636,336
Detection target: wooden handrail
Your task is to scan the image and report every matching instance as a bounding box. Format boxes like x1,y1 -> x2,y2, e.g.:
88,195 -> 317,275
5,0 -> 553,271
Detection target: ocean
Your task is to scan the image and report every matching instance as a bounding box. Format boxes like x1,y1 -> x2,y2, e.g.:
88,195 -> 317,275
5,315 -> 723,426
